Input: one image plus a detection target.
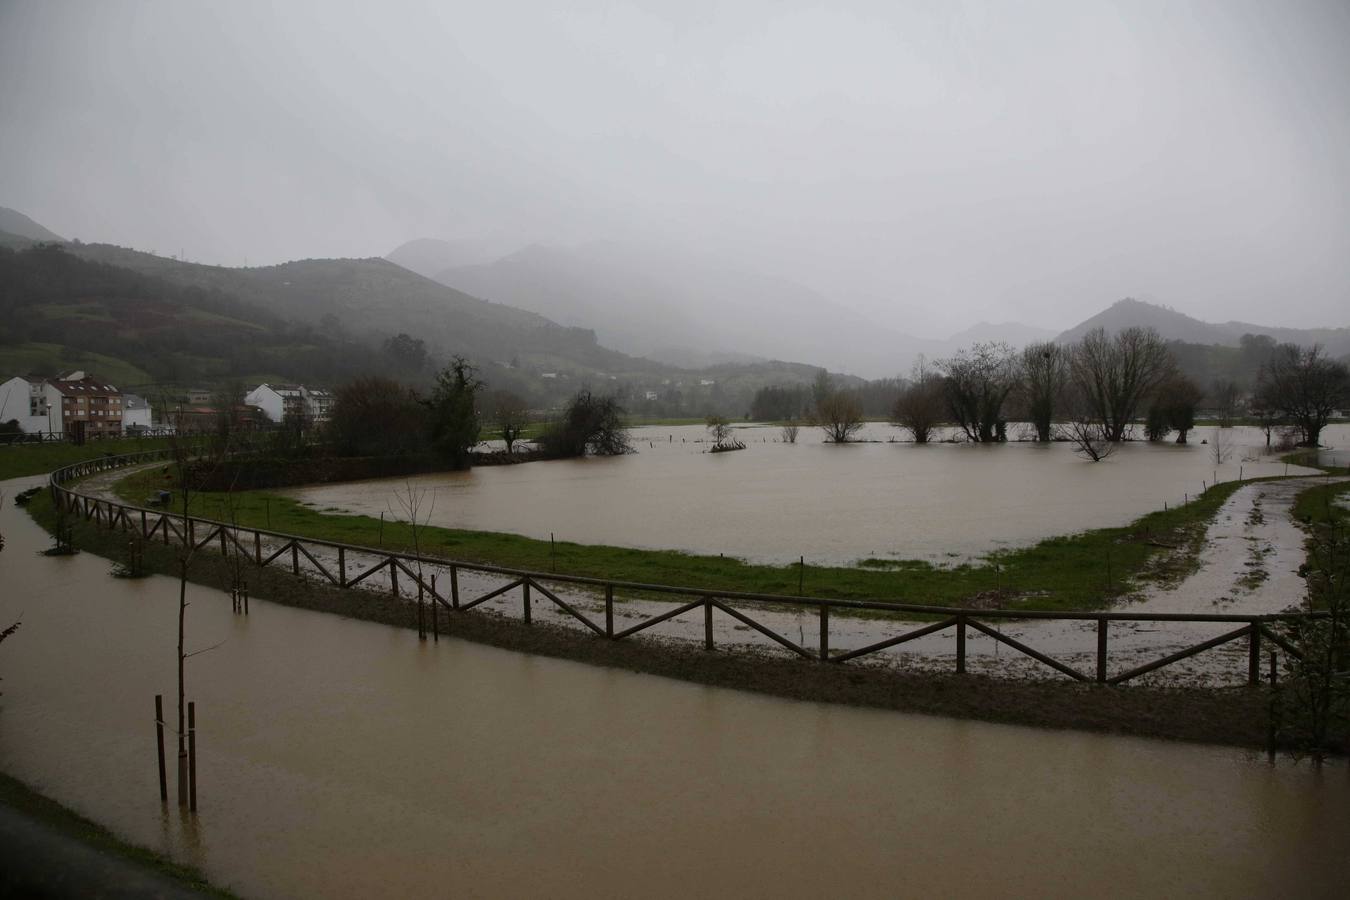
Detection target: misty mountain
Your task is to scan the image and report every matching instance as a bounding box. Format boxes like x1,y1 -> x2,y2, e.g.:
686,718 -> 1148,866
946,321 -> 1057,348
0,206 -> 64,243
418,240 -> 943,379
1057,297 -> 1350,356
386,236 -> 523,280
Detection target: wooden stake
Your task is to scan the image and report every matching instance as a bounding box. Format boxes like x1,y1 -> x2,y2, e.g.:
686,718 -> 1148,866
155,694 -> 167,802
188,702 -> 197,812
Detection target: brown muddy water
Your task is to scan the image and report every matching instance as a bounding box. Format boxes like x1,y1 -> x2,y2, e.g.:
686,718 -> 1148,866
287,424 -> 1341,566
2,476 -> 1349,898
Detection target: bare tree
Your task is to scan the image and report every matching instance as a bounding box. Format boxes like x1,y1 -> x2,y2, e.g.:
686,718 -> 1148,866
1069,326 -> 1175,442
1019,342 -> 1069,442
891,358 -> 946,443
817,391 -> 865,443
1256,344 -> 1349,447
937,342 -> 1019,443
488,389 -> 530,453
1211,428 -> 1233,466
780,420 -> 800,444
705,415 -> 733,447
1058,388 -> 1115,462
1209,379 -> 1242,428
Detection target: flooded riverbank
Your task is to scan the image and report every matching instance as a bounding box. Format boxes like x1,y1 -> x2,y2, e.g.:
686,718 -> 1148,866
3,474 -> 1349,898
286,424 -> 1338,566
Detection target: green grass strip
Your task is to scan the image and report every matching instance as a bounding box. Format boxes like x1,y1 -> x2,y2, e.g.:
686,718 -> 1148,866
110,464 -> 1255,611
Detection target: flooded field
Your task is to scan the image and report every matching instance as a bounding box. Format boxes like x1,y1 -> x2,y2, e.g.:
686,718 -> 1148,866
286,424 -> 1341,565
3,474 -> 1350,898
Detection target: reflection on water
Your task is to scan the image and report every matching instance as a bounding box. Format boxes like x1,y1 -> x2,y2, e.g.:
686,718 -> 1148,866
287,424 -> 1340,565
2,476 -> 1348,898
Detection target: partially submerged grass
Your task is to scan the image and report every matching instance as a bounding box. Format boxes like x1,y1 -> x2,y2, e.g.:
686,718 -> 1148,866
110,463 -> 1254,611
0,770 -> 235,897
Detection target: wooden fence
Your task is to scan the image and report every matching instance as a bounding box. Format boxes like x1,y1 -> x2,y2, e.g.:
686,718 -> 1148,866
49,450 -> 1324,685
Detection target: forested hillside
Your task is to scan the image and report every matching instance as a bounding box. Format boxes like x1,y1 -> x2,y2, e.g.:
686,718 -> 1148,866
0,244 -> 394,388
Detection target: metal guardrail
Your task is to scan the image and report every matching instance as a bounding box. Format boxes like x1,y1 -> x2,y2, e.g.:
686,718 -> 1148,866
49,449 -> 1323,685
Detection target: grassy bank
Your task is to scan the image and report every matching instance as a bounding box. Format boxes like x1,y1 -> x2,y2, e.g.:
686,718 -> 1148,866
0,770 -> 234,897
0,436 -> 181,481
109,463 -> 1253,611
22,490 -> 1286,749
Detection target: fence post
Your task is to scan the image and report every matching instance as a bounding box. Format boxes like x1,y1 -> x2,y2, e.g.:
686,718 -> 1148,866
431,574 -> 439,643
140,509 -> 147,537
819,602 -> 829,661
389,559 -> 399,598
956,616 -> 966,674
338,546 -> 346,587
418,581 -> 426,640
1096,620 -> 1108,683
450,566 -> 459,610
605,584 -> 614,638
704,596 -> 714,651
523,580 -> 532,624
1248,625 -> 1261,686
291,543 -> 299,576
154,695 -> 167,802
254,531 -> 261,564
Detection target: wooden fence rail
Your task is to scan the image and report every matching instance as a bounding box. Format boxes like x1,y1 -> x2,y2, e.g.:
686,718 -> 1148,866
48,450 -> 1327,686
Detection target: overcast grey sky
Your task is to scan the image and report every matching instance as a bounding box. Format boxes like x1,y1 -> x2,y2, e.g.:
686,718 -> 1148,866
2,0 -> 1347,338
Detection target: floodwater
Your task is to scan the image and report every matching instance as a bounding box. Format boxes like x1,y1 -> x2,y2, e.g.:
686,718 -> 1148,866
287,424 -> 1342,565
2,475 -> 1349,898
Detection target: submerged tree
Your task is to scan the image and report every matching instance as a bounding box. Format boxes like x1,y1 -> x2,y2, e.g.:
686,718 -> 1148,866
938,342 -> 1018,443
1256,344 -> 1349,447
1161,374 -> 1205,444
890,358 -> 945,443
817,390 -> 865,443
1019,342 -> 1069,442
539,391 -> 631,457
1069,326 -> 1175,442
488,389 -> 530,454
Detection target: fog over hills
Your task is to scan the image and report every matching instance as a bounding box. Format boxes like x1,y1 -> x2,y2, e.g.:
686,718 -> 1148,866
1056,298 -> 1350,357
391,238 -> 1066,378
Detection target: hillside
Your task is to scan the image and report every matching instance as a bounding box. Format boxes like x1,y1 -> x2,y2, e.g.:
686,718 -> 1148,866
0,206 -> 64,242
64,242 -> 664,380
0,244 -> 395,389
1057,297 -> 1350,356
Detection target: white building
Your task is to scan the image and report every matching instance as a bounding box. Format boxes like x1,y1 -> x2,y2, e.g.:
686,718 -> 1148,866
245,383 -> 306,423
301,386 -> 334,423
245,383 -> 332,424
122,393 -> 154,431
0,375 -> 57,433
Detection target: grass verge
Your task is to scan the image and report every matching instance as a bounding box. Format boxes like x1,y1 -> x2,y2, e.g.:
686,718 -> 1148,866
110,463 -> 1251,611
0,436 -> 179,481
0,770 -> 235,897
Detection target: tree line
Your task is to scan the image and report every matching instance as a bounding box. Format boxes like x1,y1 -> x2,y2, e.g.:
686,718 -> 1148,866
323,359 -> 631,467
751,327 -> 1348,454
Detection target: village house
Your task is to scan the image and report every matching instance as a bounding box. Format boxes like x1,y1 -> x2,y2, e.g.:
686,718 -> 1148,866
1,372 -> 128,439
121,393 -> 155,432
0,374 -> 58,434
244,383 -> 334,425
48,372 -> 124,440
